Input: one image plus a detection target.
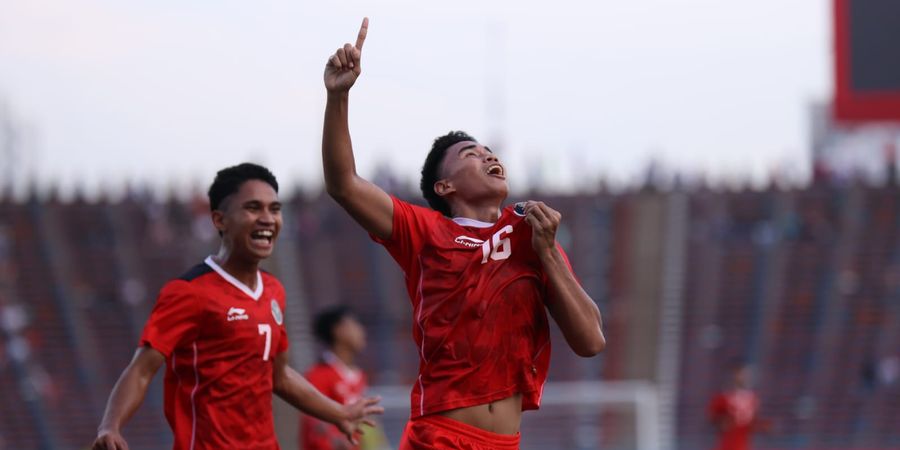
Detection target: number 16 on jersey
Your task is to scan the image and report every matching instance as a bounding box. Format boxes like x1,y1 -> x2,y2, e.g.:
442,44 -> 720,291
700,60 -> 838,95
481,225 -> 513,264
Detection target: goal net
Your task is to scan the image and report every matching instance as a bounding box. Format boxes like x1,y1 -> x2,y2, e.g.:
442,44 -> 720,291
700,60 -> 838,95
368,380 -> 662,450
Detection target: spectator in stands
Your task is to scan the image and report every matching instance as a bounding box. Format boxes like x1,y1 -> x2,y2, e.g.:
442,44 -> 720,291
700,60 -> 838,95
861,358 -> 878,393
879,356 -> 899,387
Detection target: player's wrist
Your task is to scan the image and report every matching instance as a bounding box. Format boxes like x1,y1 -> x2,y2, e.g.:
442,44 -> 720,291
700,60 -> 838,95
326,90 -> 351,100
96,425 -> 120,436
334,403 -> 352,425
535,244 -> 561,261
97,416 -> 124,433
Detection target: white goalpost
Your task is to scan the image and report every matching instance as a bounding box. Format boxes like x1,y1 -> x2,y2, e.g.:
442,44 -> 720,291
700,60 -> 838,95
368,380 -> 662,450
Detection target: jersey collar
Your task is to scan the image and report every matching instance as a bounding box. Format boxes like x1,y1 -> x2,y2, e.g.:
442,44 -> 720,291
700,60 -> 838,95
451,210 -> 502,228
204,255 -> 263,301
323,351 -> 362,383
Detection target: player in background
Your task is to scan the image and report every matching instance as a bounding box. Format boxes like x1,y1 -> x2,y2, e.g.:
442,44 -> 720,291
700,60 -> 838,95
708,363 -> 766,450
322,19 -> 606,450
92,163 -> 383,450
301,306 -> 387,450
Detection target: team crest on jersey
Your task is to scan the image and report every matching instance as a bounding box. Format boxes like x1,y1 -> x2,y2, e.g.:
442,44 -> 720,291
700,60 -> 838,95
271,299 -> 283,325
454,235 -> 485,248
513,202 -> 527,217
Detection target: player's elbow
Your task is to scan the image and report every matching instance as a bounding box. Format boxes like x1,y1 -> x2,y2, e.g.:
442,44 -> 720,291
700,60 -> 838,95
325,180 -> 349,202
271,369 -> 289,396
324,173 -> 359,203
574,331 -> 606,357
272,376 -> 284,396
575,342 -> 605,358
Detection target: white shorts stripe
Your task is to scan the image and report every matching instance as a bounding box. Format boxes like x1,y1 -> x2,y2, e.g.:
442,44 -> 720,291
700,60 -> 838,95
189,342 -> 199,450
415,257 -> 428,416
418,375 -> 426,417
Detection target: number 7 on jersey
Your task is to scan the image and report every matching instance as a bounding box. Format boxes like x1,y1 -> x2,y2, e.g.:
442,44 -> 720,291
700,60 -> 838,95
258,324 -> 272,361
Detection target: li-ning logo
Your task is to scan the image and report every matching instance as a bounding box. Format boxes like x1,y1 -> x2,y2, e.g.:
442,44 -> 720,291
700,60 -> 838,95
454,235 -> 485,248
227,307 -> 249,321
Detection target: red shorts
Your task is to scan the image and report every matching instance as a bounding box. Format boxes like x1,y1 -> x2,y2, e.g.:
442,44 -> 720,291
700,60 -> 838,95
399,415 -> 520,450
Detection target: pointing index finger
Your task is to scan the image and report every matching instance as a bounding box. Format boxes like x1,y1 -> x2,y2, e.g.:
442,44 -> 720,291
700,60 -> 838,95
355,17 -> 369,50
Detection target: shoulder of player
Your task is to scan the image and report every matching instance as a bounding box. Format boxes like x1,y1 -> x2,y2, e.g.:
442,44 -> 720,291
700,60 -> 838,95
392,195 -> 444,221
175,261 -> 216,283
260,271 -> 286,294
156,262 -> 226,302
304,361 -> 331,376
157,262 -> 213,293
154,279 -> 202,312
304,362 -> 339,385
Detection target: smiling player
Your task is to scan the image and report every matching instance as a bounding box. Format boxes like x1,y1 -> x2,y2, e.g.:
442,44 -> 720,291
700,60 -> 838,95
92,163 -> 383,450
322,19 -> 606,450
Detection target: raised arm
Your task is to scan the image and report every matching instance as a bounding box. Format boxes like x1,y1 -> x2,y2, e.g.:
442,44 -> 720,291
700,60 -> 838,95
272,353 -> 383,446
92,346 -> 166,450
524,201 -> 606,357
323,17 -> 394,240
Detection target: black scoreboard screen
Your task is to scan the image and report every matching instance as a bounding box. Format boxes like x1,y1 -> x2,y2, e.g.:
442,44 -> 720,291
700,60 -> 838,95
834,0 -> 900,122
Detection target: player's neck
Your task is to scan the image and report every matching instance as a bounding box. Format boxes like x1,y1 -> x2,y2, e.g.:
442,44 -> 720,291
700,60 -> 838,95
331,345 -> 357,368
212,248 -> 260,290
450,200 -> 502,223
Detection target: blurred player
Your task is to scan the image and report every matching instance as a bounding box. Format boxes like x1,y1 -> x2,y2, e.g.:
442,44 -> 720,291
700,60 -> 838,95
301,305 -> 385,450
92,163 -> 383,450
321,18 -> 606,450
708,363 -> 764,450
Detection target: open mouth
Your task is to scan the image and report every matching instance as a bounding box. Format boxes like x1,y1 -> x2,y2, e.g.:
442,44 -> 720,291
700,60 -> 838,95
486,164 -> 505,178
250,229 -> 274,246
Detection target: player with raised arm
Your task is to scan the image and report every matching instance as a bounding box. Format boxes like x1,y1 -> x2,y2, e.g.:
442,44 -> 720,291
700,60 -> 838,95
322,19 -> 606,449
92,163 -> 383,450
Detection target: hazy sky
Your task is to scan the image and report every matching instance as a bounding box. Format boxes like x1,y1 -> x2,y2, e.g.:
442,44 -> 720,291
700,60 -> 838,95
1,0 -> 831,195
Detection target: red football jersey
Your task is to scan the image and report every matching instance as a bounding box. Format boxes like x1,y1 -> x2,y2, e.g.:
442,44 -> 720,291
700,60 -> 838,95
300,352 -> 367,450
139,256 -> 289,450
708,389 -> 759,450
372,196 -> 575,418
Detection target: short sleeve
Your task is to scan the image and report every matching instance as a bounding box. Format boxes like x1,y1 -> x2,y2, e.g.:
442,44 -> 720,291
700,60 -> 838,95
709,394 -> 728,420
276,292 -> 289,355
369,196 -> 437,273
139,280 -> 204,358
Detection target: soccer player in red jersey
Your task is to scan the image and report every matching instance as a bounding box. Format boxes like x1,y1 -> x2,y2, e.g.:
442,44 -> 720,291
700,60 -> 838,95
91,163 -> 383,450
321,19 -> 606,450
708,364 -> 763,450
301,306 -> 370,450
